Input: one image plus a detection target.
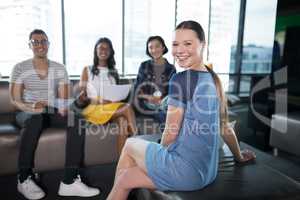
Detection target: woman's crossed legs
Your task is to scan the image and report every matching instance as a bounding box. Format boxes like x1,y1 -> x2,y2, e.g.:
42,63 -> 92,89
107,138 -> 156,200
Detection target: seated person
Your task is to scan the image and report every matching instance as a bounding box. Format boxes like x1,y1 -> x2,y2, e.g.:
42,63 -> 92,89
106,21 -> 256,200
133,36 -> 176,124
10,29 -> 100,200
78,37 -> 137,154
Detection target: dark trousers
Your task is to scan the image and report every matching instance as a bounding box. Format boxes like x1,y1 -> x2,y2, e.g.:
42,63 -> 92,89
136,100 -> 167,124
16,108 -> 86,183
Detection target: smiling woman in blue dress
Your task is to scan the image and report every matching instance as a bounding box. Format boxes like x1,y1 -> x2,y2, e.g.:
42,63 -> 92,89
106,20 -> 256,200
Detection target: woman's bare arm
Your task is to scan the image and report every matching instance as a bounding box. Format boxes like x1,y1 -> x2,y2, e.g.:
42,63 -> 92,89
161,105 -> 184,146
221,125 -> 256,162
79,66 -> 89,92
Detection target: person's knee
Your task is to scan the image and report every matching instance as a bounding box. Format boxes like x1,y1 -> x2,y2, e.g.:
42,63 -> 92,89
123,103 -> 131,109
16,112 -> 42,127
123,104 -> 133,114
26,114 -> 43,125
122,138 -> 137,154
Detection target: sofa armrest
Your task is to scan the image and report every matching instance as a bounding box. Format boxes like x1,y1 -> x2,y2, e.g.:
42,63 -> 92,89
270,112 -> 300,156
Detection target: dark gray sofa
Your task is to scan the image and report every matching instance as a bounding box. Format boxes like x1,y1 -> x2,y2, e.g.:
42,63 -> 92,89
0,81 -> 120,175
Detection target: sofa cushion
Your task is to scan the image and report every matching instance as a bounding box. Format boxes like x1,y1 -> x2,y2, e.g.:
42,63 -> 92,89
0,123 -> 19,136
0,123 -> 20,175
0,82 -> 17,114
0,123 -> 120,175
84,122 -> 119,166
35,124 -> 120,171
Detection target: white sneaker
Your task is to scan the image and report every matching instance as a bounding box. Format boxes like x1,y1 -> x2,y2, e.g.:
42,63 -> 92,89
58,175 -> 100,197
17,176 -> 45,200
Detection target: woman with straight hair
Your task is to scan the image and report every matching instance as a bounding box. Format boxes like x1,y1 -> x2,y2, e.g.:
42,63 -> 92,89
78,37 -> 137,154
133,36 -> 176,123
107,21 -> 256,200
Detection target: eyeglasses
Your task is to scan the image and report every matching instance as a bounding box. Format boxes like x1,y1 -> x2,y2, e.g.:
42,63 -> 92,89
29,39 -> 49,47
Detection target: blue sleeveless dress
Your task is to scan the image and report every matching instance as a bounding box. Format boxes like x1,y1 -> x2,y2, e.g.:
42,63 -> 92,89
145,70 -> 220,191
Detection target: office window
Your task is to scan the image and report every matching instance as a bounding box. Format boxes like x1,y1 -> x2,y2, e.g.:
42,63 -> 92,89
209,0 -> 240,74
124,0 -> 175,75
242,0 -> 277,74
64,0 -> 122,76
0,0 -> 62,77
234,0 -> 278,95
176,0 -> 209,35
239,75 -> 251,96
228,75 -> 238,93
176,0 -> 209,71
0,0 -> 244,80
209,0 -> 240,91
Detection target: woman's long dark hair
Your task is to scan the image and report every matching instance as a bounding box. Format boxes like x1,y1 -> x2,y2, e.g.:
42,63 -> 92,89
176,20 -> 228,134
91,37 -> 119,83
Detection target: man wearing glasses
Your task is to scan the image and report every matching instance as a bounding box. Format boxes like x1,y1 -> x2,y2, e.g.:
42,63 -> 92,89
9,29 -> 100,199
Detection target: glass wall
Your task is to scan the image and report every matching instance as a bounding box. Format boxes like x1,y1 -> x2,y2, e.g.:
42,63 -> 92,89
0,0 -> 62,76
209,0 -> 240,90
0,0 -> 279,96
239,0 -> 277,95
209,0 -> 240,74
124,0 -> 175,75
176,0 -> 209,71
64,0 -> 122,76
